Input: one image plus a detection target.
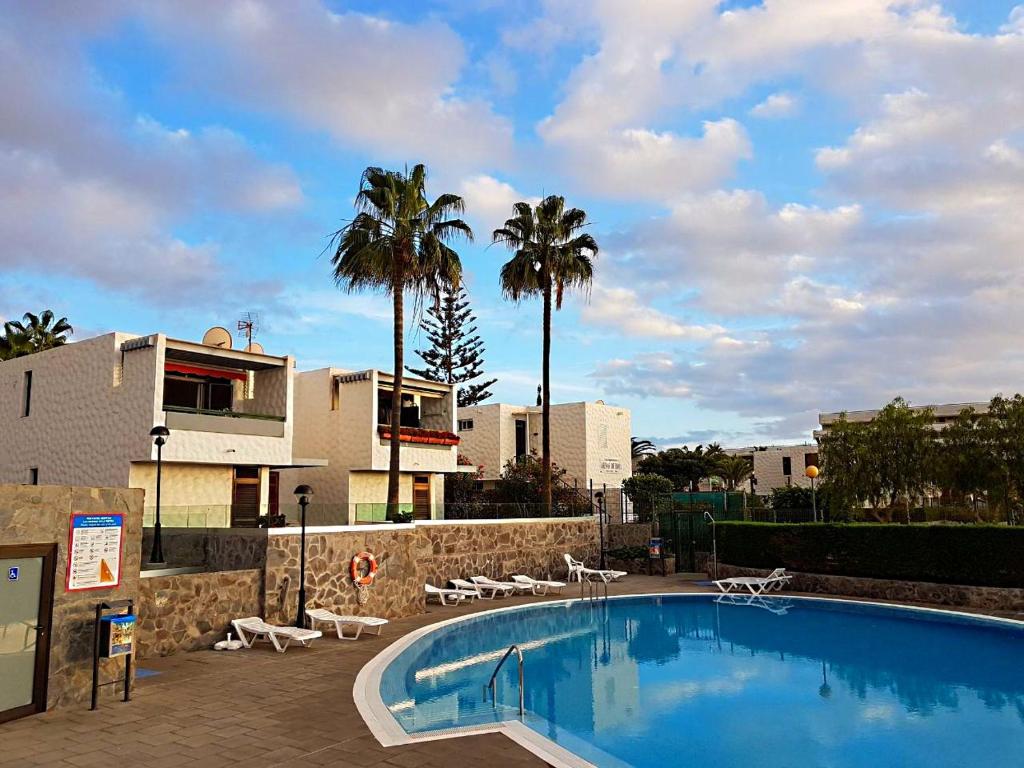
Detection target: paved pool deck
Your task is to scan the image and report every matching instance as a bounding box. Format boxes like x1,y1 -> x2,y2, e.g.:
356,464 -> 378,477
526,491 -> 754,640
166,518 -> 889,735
2,576 -> 1018,768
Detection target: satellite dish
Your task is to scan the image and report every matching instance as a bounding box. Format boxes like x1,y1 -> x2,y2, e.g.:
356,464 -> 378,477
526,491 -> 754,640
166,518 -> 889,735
202,326 -> 233,349
245,342 -> 265,355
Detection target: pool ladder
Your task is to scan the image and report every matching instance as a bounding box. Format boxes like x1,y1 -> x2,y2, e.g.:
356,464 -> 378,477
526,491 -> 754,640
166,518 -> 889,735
579,576 -> 609,602
484,644 -> 524,718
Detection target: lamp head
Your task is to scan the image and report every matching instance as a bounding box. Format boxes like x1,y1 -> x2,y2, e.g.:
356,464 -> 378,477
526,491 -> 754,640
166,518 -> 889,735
150,425 -> 170,445
805,465 -> 819,479
293,484 -> 314,503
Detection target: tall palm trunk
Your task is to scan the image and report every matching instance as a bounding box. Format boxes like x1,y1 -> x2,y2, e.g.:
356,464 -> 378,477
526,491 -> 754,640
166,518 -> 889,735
542,274 -> 552,515
388,274 -> 404,517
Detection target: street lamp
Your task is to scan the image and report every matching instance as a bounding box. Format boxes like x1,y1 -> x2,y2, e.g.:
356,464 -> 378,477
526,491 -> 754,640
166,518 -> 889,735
805,465 -> 819,522
148,425 -> 170,565
293,484 -> 314,628
594,491 -> 607,569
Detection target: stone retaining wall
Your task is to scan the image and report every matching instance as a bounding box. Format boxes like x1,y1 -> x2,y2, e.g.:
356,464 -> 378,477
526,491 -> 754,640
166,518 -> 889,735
263,518 -> 599,625
606,522 -> 652,550
0,483 -> 143,710
136,569 -> 264,658
718,563 -> 1024,612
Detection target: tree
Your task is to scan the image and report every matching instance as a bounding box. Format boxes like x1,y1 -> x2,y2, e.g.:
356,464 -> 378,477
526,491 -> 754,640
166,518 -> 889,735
933,407 -> 999,518
871,397 -> 934,521
0,310 -> 73,360
819,413 -> 872,519
714,454 -> 753,491
329,165 -> 472,516
983,395 -> 1024,523
494,195 -> 598,514
631,437 -> 657,459
622,473 -> 673,522
406,285 -> 496,407
637,444 -> 725,491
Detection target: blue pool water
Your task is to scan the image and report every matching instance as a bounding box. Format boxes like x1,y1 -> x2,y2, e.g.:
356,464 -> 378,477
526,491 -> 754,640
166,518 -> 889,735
379,595 -> 1024,767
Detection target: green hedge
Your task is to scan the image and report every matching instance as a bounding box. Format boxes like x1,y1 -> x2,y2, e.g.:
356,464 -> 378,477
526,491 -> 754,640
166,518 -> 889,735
716,522 -> 1024,588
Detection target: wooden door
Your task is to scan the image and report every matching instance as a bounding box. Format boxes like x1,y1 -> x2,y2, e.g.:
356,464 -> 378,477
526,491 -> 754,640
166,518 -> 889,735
231,467 -> 261,528
412,475 -> 431,520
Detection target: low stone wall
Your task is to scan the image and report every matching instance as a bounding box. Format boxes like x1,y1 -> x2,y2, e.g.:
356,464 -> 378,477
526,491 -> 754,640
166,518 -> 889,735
264,526 -> 422,625
136,569 -> 264,658
607,555 -> 676,576
263,518 -> 599,625
718,563 -> 1024,612
607,522 -> 652,550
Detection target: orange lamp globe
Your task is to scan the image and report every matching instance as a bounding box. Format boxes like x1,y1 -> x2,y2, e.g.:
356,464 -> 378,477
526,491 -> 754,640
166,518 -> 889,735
805,465 -> 819,479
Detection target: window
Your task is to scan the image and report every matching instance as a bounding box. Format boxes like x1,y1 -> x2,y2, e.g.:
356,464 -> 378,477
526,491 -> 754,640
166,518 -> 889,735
458,418 -> 474,431
163,375 -> 233,412
22,370 -> 32,417
804,452 -> 819,468
28,467 -> 38,485
782,456 -> 792,476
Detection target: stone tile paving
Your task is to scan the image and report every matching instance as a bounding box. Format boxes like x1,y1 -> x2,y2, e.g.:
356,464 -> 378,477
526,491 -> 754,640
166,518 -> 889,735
0,575 -> 704,768
4,575 -> 1013,768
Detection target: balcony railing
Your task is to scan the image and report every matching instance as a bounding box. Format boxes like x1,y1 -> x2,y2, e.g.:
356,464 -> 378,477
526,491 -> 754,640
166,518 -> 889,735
164,404 -> 285,421
377,425 -> 459,445
164,405 -> 286,437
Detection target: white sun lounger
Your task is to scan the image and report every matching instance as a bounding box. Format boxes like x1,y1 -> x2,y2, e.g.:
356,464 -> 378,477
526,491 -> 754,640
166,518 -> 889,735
425,583 -> 477,605
471,575 -> 529,595
305,608 -> 389,640
713,568 -> 791,596
453,577 -> 513,599
511,575 -> 566,595
564,554 -> 628,583
231,617 -> 322,653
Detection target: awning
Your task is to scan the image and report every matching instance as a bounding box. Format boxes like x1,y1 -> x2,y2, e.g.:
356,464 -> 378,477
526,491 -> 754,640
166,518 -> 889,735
164,362 -> 248,382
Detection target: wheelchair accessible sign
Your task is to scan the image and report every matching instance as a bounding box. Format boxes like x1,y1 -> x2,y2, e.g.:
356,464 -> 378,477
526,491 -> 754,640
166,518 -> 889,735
7,566 -> 17,582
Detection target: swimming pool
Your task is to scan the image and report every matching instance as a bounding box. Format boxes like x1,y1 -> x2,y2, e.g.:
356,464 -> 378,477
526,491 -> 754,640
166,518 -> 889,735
366,595 -> 1024,767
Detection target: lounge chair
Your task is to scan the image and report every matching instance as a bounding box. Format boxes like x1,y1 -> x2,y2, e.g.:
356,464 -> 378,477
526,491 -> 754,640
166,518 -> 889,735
511,575 -> 566,595
425,583 -> 477,606
305,608 -> 388,640
471,575 -> 529,595
231,617 -> 322,653
713,568 -> 791,596
564,554 -> 628,583
453,577 -> 513,599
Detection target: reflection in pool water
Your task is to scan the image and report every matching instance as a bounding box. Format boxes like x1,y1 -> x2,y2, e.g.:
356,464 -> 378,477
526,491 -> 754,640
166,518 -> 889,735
379,595 -> 1024,768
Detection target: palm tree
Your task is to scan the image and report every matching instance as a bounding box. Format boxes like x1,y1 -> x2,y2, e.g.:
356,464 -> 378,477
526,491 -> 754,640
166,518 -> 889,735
715,454 -> 753,491
328,165 -> 472,517
631,437 -> 657,459
0,310 -> 73,360
494,195 -> 598,513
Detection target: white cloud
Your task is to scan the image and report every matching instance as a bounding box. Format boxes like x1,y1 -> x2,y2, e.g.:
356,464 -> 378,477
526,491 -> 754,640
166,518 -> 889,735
456,175 -> 540,237
749,91 -> 798,119
138,0 -> 513,171
581,286 -> 726,340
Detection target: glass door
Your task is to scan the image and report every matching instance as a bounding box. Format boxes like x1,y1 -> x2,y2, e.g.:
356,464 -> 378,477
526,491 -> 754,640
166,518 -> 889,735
0,544 -> 56,723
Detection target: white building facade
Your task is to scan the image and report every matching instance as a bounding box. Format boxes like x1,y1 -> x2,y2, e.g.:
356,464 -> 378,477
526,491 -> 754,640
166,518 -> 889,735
723,444 -> 820,494
280,368 -> 461,523
456,400 -> 632,491
0,332 -> 314,527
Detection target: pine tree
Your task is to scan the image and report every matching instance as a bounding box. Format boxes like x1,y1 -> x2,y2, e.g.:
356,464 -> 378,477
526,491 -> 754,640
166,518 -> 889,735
407,286 -> 497,407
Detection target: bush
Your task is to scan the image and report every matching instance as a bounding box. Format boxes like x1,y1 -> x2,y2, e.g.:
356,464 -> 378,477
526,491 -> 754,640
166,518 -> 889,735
623,473 -> 674,522
716,522 -> 1024,588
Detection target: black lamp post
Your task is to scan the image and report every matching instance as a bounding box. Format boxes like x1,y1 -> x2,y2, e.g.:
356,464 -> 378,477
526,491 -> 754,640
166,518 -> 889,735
293,484 -> 313,628
595,491 -> 607,569
148,425 -> 170,565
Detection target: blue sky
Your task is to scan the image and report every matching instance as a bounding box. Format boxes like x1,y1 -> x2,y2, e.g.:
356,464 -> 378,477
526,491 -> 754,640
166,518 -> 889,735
3,1 -> 1024,447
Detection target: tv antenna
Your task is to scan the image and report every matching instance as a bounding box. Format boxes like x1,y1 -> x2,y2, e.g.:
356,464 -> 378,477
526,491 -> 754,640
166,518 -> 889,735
237,312 -> 261,352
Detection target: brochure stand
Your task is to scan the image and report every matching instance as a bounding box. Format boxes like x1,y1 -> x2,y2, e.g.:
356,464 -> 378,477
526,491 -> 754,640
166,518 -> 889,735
90,599 -> 135,711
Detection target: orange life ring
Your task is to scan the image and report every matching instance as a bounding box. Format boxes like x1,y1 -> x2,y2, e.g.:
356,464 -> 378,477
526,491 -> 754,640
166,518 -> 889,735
351,552 -> 378,586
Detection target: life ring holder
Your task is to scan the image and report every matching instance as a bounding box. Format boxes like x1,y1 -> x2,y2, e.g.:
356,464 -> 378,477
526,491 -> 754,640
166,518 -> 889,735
351,552 -> 378,587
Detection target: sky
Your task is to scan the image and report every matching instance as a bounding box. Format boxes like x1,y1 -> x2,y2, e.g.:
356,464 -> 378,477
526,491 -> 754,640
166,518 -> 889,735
2,0 -> 1024,448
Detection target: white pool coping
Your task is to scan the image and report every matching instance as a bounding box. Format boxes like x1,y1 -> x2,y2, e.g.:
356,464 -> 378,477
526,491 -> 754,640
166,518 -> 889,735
353,592 -> 1024,768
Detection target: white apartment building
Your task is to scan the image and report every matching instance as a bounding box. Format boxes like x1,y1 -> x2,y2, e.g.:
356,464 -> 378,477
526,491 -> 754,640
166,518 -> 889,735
0,332 -> 319,527
280,368 -> 462,523
818,401 -> 989,436
456,400 -> 632,491
723,444 -> 820,494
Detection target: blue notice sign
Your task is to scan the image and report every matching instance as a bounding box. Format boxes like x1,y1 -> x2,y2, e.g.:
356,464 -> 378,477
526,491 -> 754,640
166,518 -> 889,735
7,566 -> 18,582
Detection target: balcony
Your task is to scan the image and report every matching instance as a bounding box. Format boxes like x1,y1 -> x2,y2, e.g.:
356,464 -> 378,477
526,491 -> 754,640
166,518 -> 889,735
377,425 -> 459,446
165,405 -> 286,437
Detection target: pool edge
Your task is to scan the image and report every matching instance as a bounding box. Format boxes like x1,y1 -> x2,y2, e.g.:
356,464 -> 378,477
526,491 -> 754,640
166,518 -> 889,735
352,592 -> 1024,767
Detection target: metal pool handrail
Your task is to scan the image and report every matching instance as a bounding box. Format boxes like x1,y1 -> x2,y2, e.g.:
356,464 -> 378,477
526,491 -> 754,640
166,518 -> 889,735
580,576 -> 609,601
484,644 -> 525,718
